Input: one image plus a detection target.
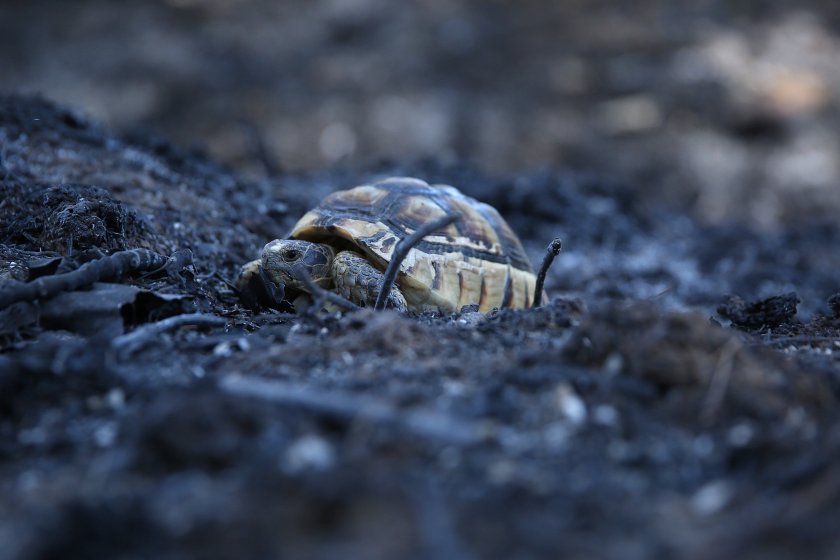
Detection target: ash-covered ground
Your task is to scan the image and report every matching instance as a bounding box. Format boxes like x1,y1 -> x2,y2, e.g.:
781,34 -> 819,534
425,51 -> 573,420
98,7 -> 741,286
1,95 -> 840,560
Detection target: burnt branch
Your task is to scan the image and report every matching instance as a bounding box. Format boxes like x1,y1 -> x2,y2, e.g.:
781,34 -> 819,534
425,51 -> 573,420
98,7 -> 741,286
111,312 -> 227,358
374,214 -> 460,311
221,375 -> 490,447
291,264 -> 358,312
0,249 -> 169,311
533,238 -> 562,307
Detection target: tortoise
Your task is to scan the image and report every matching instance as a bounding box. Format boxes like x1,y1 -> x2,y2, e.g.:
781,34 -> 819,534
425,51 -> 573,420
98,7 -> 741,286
238,177 -> 541,313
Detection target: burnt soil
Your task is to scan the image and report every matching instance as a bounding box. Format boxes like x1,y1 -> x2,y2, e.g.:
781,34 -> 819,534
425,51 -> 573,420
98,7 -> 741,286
2,95 -> 840,559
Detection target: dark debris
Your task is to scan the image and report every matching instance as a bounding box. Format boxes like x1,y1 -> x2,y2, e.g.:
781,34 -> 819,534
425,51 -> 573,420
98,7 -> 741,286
718,292 -> 802,332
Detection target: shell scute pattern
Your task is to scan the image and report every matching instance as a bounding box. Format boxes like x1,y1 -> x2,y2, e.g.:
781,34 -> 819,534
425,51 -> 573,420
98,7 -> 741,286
290,178 -> 536,313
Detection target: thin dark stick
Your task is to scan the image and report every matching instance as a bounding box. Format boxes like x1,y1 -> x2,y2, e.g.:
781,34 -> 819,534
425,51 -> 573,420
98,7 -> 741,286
757,335 -> 840,347
0,249 -> 168,311
239,118 -> 282,176
533,238 -> 562,307
140,248 -> 194,279
374,214 -> 460,311
291,264 -> 359,312
111,312 -> 226,358
220,375 -> 489,447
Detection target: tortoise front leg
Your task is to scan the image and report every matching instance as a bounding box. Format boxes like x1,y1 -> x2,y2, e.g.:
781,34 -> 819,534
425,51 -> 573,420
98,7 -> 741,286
332,251 -> 407,311
235,258 -> 291,311
236,259 -> 263,292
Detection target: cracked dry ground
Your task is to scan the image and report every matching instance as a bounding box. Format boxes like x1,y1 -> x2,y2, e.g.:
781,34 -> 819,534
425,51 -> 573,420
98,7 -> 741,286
1,95 -> 840,559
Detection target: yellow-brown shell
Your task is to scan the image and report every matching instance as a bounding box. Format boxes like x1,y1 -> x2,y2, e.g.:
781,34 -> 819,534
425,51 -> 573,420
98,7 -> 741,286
289,177 -> 537,313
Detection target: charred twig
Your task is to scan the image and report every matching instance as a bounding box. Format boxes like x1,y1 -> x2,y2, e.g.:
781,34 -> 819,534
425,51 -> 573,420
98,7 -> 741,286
140,248 -> 194,279
533,238 -> 562,307
291,264 -> 358,312
220,375 -> 491,447
238,118 -> 282,176
374,214 -> 460,311
759,335 -> 840,347
111,312 -> 227,358
701,337 -> 742,425
214,271 -> 240,292
503,364 -> 658,401
0,249 -> 168,311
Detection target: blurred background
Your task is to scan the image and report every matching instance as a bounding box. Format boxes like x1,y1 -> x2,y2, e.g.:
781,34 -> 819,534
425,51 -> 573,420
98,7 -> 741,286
3,0 -> 840,227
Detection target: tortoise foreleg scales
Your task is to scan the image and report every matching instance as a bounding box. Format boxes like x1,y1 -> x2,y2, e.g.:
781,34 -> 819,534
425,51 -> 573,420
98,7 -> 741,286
332,251 -> 407,311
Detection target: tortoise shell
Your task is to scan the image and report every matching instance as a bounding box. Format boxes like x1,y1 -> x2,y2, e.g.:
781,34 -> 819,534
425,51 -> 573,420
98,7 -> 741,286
289,177 -> 537,313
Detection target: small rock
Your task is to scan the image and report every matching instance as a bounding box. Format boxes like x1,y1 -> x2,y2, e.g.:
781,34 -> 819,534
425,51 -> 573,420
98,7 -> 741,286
690,480 -> 732,516
283,435 -> 335,473
598,95 -> 662,134
593,405 -> 619,427
727,423 -> 754,447
553,384 -> 586,425
94,423 -> 118,447
213,338 -> 251,357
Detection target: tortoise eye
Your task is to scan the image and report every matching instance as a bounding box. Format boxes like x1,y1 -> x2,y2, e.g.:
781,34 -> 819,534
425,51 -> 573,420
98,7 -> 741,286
282,249 -> 301,262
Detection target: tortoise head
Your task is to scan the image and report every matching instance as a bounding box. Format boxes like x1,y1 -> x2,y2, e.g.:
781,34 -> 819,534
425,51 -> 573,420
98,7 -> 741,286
261,239 -> 335,291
